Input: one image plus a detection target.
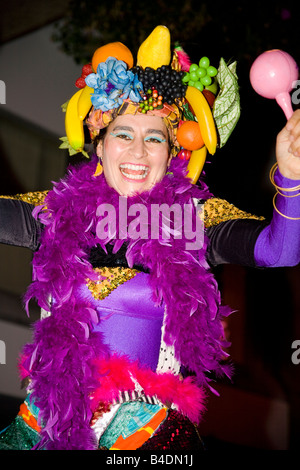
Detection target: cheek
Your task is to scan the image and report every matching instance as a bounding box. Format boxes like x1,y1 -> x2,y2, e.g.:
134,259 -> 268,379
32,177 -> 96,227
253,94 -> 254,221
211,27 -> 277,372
149,157 -> 170,183
152,149 -> 170,170
102,140 -> 121,169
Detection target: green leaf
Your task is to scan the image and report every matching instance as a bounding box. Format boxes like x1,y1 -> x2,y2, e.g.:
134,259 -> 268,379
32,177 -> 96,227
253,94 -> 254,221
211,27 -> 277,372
59,136 -> 90,159
61,100 -> 69,113
213,58 -> 241,148
182,103 -> 196,121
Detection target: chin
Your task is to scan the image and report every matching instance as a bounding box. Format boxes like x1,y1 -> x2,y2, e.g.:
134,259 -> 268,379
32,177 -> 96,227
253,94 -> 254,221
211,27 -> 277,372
119,178 -> 156,196
122,184 -> 149,197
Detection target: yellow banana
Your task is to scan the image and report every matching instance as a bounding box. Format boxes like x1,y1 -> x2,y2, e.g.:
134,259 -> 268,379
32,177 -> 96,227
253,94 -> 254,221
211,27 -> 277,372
77,85 -> 93,120
187,146 -> 207,184
65,89 -> 85,152
185,86 -> 217,155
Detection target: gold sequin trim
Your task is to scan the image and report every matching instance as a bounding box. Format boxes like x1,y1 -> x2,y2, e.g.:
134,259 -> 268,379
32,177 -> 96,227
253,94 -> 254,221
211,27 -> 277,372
203,197 -> 264,228
87,267 -> 138,301
0,190 -> 48,206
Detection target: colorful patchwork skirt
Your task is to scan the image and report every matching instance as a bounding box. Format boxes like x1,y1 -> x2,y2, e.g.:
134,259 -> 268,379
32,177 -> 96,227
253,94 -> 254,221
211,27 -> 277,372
0,396 -> 204,451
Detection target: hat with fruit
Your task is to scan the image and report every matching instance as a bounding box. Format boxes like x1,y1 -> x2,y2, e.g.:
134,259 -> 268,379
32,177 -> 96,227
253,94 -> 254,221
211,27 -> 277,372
60,26 -> 240,183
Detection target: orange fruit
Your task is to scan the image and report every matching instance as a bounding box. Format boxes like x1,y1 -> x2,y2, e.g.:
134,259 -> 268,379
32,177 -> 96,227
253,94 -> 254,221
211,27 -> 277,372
92,42 -> 134,72
176,121 -> 204,151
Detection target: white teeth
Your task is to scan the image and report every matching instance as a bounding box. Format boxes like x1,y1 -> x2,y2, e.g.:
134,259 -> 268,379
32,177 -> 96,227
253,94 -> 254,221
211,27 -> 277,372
119,163 -> 149,180
120,164 -> 148,171
120,170 -> 148,179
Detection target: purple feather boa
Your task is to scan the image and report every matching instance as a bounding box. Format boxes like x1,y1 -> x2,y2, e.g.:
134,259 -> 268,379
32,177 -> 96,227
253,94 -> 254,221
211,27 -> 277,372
21,157 -> 232,450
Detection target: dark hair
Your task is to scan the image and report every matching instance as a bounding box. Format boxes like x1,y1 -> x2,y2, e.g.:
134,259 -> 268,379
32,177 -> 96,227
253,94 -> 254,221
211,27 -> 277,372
93,127 -> 108,152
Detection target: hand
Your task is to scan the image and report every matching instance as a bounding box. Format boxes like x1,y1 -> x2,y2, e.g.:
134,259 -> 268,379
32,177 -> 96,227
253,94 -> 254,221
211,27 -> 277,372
276,109 -> 300,180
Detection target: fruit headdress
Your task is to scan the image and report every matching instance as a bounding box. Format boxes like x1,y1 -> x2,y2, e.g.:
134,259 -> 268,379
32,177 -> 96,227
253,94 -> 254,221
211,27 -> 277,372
60,25 -> 240,183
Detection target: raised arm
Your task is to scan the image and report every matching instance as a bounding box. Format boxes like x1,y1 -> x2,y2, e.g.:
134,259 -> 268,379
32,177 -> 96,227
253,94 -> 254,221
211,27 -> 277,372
254,109 -> 300,267
206,110 -> 300,269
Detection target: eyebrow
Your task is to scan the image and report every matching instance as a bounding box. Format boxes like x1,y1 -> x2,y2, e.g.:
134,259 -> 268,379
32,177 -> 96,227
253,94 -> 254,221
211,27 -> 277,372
112,125 -> 167,138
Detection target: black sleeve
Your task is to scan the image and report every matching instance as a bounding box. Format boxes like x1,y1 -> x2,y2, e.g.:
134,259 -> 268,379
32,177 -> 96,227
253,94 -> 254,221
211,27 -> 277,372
206,218 -> 268,267
0,198 -> 43,251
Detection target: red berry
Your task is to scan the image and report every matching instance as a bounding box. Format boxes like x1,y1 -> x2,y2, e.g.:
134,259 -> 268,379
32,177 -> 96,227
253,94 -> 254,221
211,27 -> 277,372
81,63 -> 93,78
178,149 -> 191,160
75,77 -> 86,88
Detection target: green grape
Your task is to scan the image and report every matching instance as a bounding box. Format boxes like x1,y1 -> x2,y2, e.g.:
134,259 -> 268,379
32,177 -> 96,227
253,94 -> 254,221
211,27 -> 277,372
189,71 -> 198,81
207,66 -> 218,77
196,67 -> 206,78
185,56 -> 218,92
194,81 -> 204,91
189,64 -> 198,73
200,75 -> 212,86
199,57 -> 210,69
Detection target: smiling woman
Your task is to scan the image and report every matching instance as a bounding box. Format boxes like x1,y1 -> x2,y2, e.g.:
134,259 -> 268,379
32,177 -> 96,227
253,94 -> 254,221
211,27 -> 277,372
98,115 -> 171,196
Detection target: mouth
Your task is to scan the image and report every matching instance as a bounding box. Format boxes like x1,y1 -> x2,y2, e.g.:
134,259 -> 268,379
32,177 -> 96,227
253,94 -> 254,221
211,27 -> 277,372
119,163 -> 150,181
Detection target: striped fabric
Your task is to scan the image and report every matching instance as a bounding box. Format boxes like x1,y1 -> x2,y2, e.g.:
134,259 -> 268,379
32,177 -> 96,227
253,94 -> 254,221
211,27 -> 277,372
113,389 -> 161,406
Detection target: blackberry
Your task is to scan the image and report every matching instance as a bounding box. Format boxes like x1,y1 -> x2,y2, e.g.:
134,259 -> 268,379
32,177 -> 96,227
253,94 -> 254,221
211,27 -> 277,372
133,65 -> 187,106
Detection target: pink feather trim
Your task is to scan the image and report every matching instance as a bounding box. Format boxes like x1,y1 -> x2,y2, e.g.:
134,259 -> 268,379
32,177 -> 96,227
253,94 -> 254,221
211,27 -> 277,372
90,355 -> 206,424
18,354 -> 30,379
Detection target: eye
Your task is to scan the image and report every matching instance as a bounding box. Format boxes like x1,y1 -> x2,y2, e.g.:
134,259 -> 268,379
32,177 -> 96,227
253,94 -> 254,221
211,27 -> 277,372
144,136 -> 167,144
110,132 -> 133,140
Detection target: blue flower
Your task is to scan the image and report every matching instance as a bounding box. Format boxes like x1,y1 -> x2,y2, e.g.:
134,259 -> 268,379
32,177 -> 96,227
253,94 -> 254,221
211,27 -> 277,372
85,57 -> 143,111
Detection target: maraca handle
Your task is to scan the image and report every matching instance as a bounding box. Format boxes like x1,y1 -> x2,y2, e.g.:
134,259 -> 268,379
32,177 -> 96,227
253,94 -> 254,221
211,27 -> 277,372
276,92 -> 294,120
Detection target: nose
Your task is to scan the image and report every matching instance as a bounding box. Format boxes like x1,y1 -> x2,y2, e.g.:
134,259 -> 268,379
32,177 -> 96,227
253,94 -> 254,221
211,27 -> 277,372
129,137 -> 147,159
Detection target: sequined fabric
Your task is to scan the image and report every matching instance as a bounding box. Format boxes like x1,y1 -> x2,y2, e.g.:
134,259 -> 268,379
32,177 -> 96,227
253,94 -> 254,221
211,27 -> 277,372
0,416 -> 40,450
99,401 -> 167,450
0,191 -> 48,206
204,197 -> 264,228
87,266 -> 138,300
0,396 -> 42,450
138,409 -> 205,451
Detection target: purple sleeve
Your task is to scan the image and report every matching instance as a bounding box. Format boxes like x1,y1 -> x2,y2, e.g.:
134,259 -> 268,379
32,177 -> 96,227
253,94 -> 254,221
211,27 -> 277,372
254,168 -> 300,267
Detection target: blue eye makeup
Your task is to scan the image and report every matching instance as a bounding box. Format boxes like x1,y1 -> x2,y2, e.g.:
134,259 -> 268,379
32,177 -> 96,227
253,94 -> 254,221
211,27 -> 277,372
110,131 -> 166,143
144,136 -> 166,143
110,132 -> 133,140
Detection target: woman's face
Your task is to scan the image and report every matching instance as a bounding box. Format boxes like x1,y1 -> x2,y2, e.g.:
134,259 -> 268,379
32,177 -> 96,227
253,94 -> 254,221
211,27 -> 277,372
97,114 -> 171,196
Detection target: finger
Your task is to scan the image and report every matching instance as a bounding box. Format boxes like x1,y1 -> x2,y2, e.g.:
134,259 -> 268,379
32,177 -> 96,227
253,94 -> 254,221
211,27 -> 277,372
288,119 -> 300,143
289,135 -> 300,157
286,109 -> 300,131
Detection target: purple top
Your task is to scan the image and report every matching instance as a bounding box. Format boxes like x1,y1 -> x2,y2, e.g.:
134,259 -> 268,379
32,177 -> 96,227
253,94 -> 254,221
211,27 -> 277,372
254,168 -> 300,267
89,272 -> 165,370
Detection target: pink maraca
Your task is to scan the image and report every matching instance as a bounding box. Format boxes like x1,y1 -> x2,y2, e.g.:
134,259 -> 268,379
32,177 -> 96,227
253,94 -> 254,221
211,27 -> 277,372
250,49 -> 299,119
